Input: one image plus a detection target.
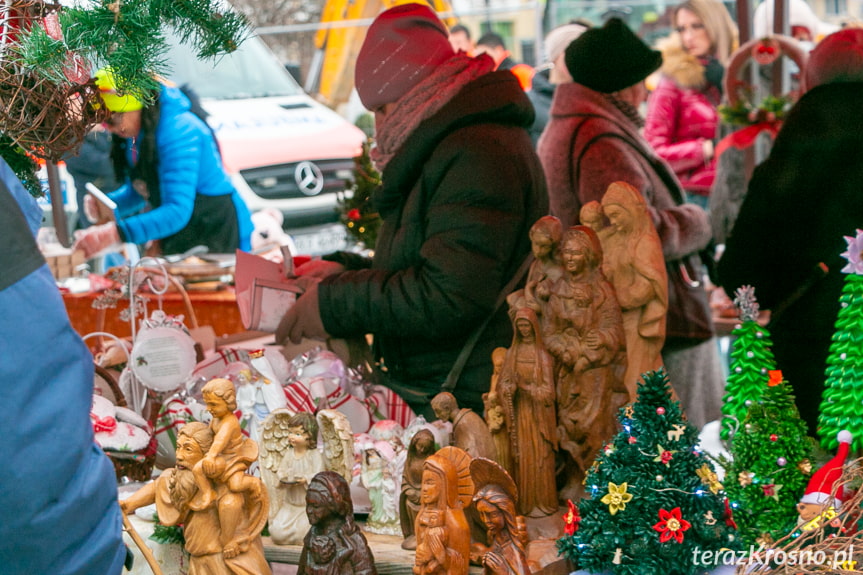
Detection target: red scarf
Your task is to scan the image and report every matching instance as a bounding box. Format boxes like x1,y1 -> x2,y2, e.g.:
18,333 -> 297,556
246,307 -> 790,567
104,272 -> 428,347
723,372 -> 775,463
371,53 -> 495,172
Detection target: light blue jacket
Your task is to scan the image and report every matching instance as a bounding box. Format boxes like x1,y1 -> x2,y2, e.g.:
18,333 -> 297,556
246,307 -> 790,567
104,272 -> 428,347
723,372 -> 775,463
110,83 -> 252,251
0,157 -> 126,575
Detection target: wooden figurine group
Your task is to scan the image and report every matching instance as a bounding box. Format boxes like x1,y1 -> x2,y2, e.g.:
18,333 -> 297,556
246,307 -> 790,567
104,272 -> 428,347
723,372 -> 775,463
120,378 -> 272,574
116,180 -> 666,574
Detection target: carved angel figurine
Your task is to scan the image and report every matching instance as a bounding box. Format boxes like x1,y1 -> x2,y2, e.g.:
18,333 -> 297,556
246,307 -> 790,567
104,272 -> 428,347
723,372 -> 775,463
581,181 -> 667,394
259,409 -> 354,545
298,471 -> 377,575
468,458 -> 529,575
400,428 -> 436,550
414,446 -> 473,575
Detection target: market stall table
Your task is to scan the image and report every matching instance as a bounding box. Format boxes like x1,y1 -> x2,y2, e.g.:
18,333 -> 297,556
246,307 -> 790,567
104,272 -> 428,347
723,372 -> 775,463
63,287 -> 246,340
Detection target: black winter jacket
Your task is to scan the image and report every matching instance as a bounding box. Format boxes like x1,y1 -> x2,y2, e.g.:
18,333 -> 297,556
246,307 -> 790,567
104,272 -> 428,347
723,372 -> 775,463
319,70 -> 549,416
718,82 -> 863,434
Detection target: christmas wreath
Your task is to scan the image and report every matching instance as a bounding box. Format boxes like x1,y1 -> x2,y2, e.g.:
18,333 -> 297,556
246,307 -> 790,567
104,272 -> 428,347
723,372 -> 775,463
715,35 -> 808,158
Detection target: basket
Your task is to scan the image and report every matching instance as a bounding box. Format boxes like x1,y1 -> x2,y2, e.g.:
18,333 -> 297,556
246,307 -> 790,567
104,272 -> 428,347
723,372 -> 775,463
90,344 -> 160,482
0,1 -> 109,160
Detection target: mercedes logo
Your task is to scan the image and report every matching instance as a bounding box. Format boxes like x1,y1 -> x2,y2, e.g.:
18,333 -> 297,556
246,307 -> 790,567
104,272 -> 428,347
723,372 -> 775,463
295,161 -> 324,196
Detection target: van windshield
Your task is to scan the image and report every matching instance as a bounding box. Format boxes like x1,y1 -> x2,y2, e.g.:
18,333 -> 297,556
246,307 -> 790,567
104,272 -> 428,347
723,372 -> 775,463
165,33 -> 304,100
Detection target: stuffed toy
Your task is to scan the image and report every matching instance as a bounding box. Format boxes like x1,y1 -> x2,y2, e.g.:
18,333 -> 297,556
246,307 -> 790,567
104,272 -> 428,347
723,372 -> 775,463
250,208 -> 296,259
91,394 -> 152,452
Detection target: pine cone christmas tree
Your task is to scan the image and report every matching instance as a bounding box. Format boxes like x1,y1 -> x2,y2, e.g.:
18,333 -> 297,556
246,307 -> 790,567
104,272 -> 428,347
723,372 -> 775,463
725,370 -> 813,546
558,369 -> 739,575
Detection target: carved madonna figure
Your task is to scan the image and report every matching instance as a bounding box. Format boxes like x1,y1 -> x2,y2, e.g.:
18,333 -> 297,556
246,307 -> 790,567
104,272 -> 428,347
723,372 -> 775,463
542,226 -> 628,500
400,428 -> 436,550
497,307 -> 558,518
581,181 -> 667,394
297,471 -> 377,575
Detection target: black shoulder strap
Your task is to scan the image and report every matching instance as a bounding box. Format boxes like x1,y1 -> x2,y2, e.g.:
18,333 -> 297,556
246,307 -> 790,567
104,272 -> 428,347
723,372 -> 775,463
0,175 -> 45,292
442,253 -> 534,392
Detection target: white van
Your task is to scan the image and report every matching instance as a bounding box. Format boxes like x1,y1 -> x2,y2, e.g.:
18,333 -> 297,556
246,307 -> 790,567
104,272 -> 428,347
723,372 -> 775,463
164,32 -> 367,255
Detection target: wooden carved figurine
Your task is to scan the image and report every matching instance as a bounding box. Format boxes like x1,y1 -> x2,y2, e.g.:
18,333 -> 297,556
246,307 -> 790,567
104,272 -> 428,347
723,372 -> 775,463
431,391 -> 496,461
120,422 -> 272,574
581,181 -> 667,394
497,307 -> 558,518
298,471 -> 377,575
469,458 -> 529,575
506,215 -> 564,323
400,428 -> 436,550
198,378 -> 263,509
484,347 -> 512,475
259,409 -> 354,545
414,447 -> 473,575
542,226 -> 629,500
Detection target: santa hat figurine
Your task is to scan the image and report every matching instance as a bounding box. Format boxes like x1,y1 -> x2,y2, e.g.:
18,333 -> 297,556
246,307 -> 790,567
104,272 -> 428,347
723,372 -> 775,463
797,430 -> 853,526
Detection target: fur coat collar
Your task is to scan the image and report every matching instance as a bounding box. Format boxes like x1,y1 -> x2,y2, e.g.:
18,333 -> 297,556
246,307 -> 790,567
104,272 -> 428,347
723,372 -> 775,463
656,35 -> 706,90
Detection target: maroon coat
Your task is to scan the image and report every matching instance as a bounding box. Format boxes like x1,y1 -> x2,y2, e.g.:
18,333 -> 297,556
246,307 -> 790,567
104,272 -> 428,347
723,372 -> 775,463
537,81 -> 711,262
644,42 -> 720,197
537,81 -> 714,344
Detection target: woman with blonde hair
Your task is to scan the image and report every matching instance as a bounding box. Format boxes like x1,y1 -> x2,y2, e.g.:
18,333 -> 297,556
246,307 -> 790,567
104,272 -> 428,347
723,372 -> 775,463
644,0 -> 738,209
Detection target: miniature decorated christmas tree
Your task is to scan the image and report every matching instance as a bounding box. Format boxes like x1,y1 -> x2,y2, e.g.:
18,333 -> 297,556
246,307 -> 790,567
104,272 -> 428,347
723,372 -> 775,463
558,369 -> 739,575
720,286 -> 777,441
818,230 -> 863,452
338,139 -> 381,250
725,370 -> 813,547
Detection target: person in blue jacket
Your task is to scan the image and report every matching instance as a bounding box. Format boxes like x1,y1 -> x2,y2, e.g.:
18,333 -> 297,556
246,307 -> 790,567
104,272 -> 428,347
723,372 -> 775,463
73,68 -> 253,258
0,156 -> 127,574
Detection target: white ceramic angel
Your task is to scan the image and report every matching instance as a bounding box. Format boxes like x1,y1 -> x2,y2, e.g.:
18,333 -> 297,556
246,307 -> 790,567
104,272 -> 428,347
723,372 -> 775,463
234,350 -> 288,443
259,408 -> 354,546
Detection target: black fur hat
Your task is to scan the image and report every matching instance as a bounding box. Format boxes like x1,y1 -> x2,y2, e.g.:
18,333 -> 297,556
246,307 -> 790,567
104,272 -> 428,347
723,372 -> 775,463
565,17 -> 662,93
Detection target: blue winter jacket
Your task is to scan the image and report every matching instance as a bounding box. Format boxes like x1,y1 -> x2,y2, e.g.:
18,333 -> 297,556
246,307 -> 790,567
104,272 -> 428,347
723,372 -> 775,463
109,83 -> 252,252
0,157 -> 126,575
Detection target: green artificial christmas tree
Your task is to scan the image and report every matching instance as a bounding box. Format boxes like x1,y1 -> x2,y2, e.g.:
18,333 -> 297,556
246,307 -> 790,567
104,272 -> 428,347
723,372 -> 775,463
558,369 -> 739,575
338,139 -> 382,251
720,286 -> 777,441
725,370 -> 813,547
818,229 -> 863,452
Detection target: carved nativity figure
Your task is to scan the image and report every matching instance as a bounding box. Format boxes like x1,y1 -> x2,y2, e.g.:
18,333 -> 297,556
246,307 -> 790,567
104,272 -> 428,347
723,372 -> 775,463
469,458 -> 530,575
414,446 -> 473,575
431,391 -> 496,461
540,226 -> 629,500
400,428 -> 436,550
298,471 -> 377,575
497,307 -> 558,518
506,215 -> 564,323
259,408 -> 353,546
120,422 -> 272,574
581,181 -> 667,394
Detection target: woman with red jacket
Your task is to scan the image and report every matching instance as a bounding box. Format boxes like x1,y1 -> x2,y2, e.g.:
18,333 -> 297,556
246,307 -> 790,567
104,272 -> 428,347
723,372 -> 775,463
644,0 -> 737,209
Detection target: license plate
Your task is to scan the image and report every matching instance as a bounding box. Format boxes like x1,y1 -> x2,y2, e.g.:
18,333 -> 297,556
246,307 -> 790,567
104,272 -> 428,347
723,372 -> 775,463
291,224 -> 348,256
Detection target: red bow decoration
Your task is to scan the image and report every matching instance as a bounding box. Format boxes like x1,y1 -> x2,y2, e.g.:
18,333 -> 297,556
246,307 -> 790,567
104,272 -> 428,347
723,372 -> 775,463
767,370 -> 783,386
92,415 -> 117,433
347,208 -> 361,221
715,122 -> 782,160
723,498 -> 737,529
